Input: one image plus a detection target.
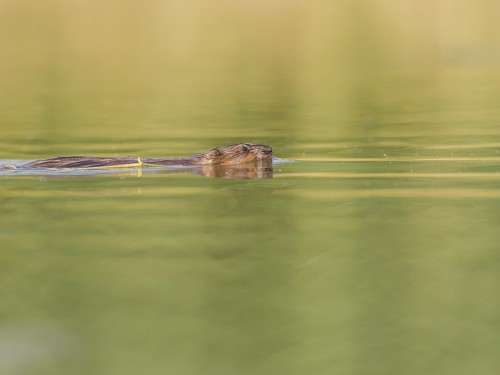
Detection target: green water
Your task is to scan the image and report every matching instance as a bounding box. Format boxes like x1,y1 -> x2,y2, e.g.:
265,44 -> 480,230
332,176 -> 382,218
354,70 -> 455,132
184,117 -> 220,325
1,1 -> 500,374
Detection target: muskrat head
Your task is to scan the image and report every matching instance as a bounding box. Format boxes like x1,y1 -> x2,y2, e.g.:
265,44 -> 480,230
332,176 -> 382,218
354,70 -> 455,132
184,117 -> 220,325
198,143 -> 272,165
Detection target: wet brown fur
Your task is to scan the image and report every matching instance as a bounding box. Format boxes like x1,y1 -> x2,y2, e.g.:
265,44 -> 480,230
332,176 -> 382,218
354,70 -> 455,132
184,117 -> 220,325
24,143 -> 273,169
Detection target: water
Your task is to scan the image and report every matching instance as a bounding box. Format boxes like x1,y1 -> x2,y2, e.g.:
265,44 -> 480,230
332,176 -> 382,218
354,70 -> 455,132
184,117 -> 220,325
1,1 -> 500,374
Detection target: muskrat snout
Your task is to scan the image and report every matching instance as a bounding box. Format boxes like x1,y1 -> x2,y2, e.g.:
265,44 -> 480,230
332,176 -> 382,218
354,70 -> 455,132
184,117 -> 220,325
242,144 -> 272,159
245,143 -> 272,155
262,146 -> 272,154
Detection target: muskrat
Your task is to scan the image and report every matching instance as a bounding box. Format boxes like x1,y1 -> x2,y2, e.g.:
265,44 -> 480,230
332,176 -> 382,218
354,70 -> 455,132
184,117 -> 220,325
21,143 -> 273,169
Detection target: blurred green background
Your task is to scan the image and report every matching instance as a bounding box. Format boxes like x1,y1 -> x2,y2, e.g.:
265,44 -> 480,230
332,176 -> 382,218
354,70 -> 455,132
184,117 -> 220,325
1,0 -> 499,154
1,1 -> 500,375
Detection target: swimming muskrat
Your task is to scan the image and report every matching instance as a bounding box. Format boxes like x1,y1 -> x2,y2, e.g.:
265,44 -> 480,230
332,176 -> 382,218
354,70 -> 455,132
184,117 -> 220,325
20,143 -> 273,169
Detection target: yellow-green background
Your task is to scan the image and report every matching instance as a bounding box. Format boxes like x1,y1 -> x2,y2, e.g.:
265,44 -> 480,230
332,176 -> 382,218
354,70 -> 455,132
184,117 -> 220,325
1,1 -> 500,374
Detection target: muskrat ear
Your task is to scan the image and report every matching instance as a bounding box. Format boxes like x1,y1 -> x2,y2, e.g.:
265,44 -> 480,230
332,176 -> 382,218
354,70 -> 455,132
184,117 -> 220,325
208,148 -> 224,159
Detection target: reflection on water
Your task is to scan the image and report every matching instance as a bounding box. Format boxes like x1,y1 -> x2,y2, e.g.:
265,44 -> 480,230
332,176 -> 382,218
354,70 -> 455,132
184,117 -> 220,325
0,159 -> 279,179
1,0 -> 500,374
190,162 -> 273,179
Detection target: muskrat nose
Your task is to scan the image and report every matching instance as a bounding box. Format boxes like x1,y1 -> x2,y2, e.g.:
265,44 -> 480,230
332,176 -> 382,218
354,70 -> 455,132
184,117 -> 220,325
262,146 -> 272,154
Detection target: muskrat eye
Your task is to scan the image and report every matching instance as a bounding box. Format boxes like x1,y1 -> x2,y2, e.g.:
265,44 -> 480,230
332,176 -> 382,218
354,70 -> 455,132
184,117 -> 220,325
241,145 -> 250,152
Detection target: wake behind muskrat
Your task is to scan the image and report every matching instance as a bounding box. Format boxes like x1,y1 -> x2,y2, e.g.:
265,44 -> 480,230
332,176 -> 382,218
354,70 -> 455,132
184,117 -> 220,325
20,143 -> 273,169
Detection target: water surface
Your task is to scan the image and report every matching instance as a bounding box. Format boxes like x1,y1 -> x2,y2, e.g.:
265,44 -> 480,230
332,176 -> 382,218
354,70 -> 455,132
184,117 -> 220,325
1,1 -> 500,374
